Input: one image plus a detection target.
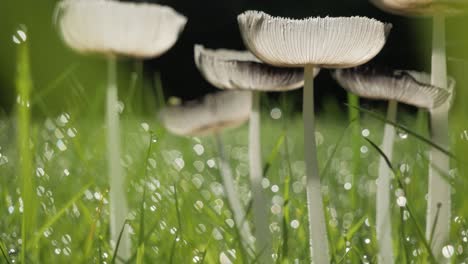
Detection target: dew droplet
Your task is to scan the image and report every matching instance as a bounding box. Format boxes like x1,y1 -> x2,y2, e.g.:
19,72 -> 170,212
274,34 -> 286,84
270,108 -> 282,120
361,129 -> 370,137
442,245 -> 454,258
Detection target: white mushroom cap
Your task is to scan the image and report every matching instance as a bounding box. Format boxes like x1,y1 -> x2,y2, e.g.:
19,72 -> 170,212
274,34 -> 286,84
194,45 -> 313,91
331,66 -> 454,109
160,91 -> 252,136
55,0 -> 187,58
370,0 -> 467,16
238,11 -> 392,68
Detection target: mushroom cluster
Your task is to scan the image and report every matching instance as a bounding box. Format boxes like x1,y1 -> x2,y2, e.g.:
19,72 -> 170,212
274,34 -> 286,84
47,0 -> 461,263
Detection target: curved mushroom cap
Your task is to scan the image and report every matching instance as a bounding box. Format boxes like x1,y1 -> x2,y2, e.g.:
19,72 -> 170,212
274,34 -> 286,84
370,0 -> 467,16
160,91 -> 251,136
238,11 -> 392,68
194,45 -> 313,91
55,0 -> 187,58
331,66 -> 453,109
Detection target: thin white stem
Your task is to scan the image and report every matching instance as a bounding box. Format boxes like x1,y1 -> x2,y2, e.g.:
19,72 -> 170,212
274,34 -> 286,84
427,14 -> 451,260
106,56 -> 130,262
376,100 -> 397,264
215,133 -> 254,255
249,91 -> 271,261
303,65 -> 330,264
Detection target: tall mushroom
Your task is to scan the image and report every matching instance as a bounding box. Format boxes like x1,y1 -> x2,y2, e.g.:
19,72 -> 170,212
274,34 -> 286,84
160,90 -> 254,253
332,66 -> 453,264
370,0 -> 464,256
238,11 -> 391,263
194,44 -> 311,260
54,0 -> 186,260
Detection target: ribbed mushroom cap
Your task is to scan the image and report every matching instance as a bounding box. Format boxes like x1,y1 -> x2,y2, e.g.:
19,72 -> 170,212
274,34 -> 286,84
370,0 -> 468,16
55,0 -> 187,58
194,45 -> 313,91
238,11 -> 392,68
331,66 -> 454,109
160,91 -> 252,136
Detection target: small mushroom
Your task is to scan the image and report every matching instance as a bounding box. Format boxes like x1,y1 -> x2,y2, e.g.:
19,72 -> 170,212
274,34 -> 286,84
238,11 -> 391,263
332,66 -> 453,264
194,44 -> 310,258
370,1 -> 462,255
54,0 -> 186,260
161,90 -> 254,252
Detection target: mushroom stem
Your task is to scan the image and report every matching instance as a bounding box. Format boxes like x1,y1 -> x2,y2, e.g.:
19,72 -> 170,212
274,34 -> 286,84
426,14 -> 451,259
376,99 -> 398,264
248,90 -> 271,260
214,133 -> 254,254
106,56 -> 130,262
303,65 -> 330,264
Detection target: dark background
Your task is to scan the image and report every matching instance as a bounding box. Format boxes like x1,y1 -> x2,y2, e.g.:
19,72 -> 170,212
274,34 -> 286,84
0,0 -> 467,114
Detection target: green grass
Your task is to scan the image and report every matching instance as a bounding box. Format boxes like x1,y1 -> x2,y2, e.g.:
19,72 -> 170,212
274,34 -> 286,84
1,40 -> 468,263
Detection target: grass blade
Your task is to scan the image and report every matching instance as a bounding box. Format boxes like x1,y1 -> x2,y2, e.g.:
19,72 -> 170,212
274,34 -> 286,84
29,182 -> 93,249
364,137 -> 438,263
262,134 -> 285,176
15,36 -> 34,264
347,104 -> 456,159
0,238 -> 12,264
111,219 -> 130,264
31,64 -> 78,106
320,120 -> 354,178
136,133 -> 155,264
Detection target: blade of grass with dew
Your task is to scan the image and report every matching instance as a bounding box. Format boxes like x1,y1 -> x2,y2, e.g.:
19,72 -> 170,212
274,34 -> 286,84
347,104 -> 456,159
82,190 -> 107,261
399,207 -> 410,263
111,219 -> 129,264
335,216 -> 367,249
29,182 -> 93,249
0,238 -> 11,264
15,36 -> 34,264
364,137 -> 438,263
280,138 -> 292,264
136,133 -> 155,264
31,63 -> 78,107
320,120 -> 354,178
262,134 -> 285,176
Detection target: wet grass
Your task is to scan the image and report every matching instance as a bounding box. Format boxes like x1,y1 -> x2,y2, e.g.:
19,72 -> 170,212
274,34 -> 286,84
1,41 -> 468,263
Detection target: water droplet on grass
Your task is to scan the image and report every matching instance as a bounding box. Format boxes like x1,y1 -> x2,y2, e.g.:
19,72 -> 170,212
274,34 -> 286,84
66,128 -> 77,138
270,108 -> 282,120
442,245 -> 455,258
140,122 -> 149,131
56,140 -> 67,151
193,144 -> 204,155
212,228 -> 223,240
290,220 -> 300,229
344,182 -> 352,190
206,159 -> 216,168
361,129 -> 370,137
12,27 -> 27,44
397,197 -> 407,207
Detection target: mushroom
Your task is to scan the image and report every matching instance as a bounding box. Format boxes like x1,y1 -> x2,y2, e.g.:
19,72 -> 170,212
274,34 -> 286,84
160,90 -> 254,253
332,66 -> 453,264
370,0 -> 463,256
194,44 -> 310,259
238,11 -> 391,263
54,0 -> 186,260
